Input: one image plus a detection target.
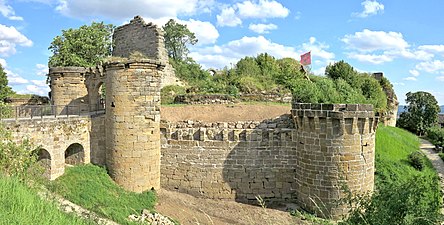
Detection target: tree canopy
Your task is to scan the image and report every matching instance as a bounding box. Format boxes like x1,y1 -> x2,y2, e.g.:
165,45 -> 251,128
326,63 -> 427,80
0,64 -> 13,102
163,19 -> 197,61
48,22 -> 114,67
397,91 -> 440,135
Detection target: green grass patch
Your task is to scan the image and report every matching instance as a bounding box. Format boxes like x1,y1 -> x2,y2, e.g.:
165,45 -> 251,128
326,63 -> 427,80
48,164 -> 156,225
344,125 -> 442,224
439,153 -> 444,161
0,175 -> 91,225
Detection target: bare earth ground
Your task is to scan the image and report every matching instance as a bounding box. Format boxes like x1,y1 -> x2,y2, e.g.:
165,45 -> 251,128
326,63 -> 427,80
156,189 -> 307,225
161,103 -> 291,122
158,103 -> 307,225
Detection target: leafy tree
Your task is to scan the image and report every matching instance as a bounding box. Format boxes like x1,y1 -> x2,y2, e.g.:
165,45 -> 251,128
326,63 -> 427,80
397,91 -> 440,135
163,19 -> 197,61
360,74 -> 387,111
325,60 -> 361,88
0,64 -> 13,102
276,57 -> 303,88
48,22 -> 114,67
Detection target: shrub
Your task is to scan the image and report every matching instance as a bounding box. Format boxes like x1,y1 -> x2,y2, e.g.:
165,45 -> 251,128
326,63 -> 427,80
427,126 -> 444,147
160,85 -> 186,105
408,151 -> 425,171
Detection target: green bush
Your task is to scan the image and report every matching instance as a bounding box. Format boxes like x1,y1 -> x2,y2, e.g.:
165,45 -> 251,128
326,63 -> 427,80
408,151 -> 425,171
160,85 -> 186,105
427,126 -> 444,147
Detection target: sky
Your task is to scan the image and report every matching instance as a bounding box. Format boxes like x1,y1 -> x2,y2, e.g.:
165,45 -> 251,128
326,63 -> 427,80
1,0 -> 444,105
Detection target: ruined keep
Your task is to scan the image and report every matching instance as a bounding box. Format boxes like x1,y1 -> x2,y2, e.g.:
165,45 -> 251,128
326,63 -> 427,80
38,16 -> 377,218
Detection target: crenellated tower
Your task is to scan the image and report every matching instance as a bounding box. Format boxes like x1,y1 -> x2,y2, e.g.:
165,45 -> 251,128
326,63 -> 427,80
291,103 -> 377,218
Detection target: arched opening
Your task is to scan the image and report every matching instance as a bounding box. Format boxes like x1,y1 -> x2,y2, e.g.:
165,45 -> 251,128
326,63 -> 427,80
65,143 -> 84,166
97,82 -> 105,111
37,148 -> 51,178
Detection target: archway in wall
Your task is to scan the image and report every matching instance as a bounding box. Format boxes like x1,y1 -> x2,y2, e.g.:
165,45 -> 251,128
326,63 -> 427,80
96,82 -> 105,111
37,148 -> 51,178
65,143 -> 84,166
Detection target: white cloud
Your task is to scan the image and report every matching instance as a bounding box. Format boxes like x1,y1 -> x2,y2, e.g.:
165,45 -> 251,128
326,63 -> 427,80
346,53 -> 393,64
21,84 -> 50,96
0,0 -> 24,20
182,19 -> 219,45
35,63 -> 48,76
190,35 -> 298,68
216,0 -> 289,27
237,0 -> 289,19
352,0 -> 384,18
56,0 -> 212,20
392,82 -> 405,86
437,76 -> 444,82
403,77 -> 417,81
342,29 -> 408,53
409,69 -> 420,76
217,7 -> 242,27
416,60 -> 444,74
0,24 -> 33,56
248,23 -> 277,34
6,70 -> 29,85
30,79 -> 47,87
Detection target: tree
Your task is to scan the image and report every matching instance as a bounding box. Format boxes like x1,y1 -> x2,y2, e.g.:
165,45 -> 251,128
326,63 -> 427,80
0,64 -> 13,102
48,22 -> 114,67
163,19 -> 197,61
325,60 -> 361,88
397,91 -> 440,135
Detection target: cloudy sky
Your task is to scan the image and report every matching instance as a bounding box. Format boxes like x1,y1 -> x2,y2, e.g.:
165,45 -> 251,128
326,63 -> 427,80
1,0 -> 444,105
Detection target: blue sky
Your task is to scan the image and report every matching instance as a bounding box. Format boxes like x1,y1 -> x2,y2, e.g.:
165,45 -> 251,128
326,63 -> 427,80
1,0 -> 444,105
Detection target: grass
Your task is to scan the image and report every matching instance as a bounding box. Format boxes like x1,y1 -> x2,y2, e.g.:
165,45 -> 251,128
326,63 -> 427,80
48,164 -> 157,225
439,153 -> 444,161
375,125 -> 437,184
0,175 -> 92,225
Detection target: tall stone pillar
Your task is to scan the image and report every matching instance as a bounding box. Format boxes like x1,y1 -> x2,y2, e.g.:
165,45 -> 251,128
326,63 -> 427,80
105,59 -> 163,192
48,67 -> 89,115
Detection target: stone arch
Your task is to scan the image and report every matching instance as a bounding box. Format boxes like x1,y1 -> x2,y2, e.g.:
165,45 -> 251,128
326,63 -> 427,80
36,148 -> 51,178
65,143 -> 84,165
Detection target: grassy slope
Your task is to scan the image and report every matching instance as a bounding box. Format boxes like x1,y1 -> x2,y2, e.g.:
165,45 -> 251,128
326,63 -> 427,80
375,125 -> 437,184
49,164 -> 156,225
0,176 -> 91,225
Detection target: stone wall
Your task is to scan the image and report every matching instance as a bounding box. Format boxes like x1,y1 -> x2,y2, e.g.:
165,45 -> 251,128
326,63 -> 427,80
160,115 -> 297,201
173,93 -> 293,105
112,16 -> 180,88
3,116 -> 91,180
90,114 -> 106,165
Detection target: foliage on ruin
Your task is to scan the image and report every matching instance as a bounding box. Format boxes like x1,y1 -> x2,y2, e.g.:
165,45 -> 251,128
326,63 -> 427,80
48,22 -> 114,68
343,125 -> 441,224
49,164 -> 156,225
0,64 -> 13,102
397,91 -> 440,135
163,19 -> 197,61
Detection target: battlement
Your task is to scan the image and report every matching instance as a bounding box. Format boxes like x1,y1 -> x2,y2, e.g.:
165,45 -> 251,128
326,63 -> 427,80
291,103 -> 378,136
48,67 -> 87,77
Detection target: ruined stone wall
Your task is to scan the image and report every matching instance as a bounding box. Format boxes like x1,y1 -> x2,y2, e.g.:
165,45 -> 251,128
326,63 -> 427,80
291,103 -> 376,218
112,16 -> 180,88
3,116 -> 91,180
48,67 -> 89,115
160,115 -> 296,201
89,114 -> 106,165
105,60 -> 162,192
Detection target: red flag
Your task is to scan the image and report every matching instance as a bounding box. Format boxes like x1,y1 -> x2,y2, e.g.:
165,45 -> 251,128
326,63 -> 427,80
300,51 -> 311,65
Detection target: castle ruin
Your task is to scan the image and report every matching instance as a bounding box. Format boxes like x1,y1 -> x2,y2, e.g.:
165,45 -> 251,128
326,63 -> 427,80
5,16 -> 377,219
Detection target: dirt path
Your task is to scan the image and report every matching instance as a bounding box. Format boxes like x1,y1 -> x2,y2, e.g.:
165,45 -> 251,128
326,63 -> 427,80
161,104 -> 291,122
155,189 -> 308,225
419,139 -> 444,214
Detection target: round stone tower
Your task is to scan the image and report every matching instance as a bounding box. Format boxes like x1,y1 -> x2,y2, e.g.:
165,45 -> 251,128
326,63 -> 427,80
291,103 -> 377,219
104,59 -> 163,192
48,67 -> 89,115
